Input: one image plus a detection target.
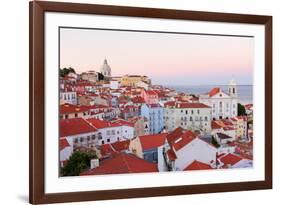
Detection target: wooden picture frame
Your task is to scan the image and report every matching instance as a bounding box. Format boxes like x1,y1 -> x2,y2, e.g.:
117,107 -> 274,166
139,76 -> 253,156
29,1 -> 272,204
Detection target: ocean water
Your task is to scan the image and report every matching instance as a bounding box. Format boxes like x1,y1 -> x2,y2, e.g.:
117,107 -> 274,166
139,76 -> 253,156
165,85 -> 253,105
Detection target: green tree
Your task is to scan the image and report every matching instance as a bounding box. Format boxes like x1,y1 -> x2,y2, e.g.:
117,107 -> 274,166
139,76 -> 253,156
238,103 -> 246,116
211,136 -> 220,148
60,67 -> 76,77
97,72 -> 104,81
61,151 -> 97,176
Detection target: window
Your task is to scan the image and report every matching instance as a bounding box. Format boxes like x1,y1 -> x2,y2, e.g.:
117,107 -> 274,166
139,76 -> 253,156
112,130 -> 115,135
191,110 -> 194,115
190,116 -> 193,121
80,138 -> 84,143
205,116 -> 208,121
74,138 -> 78,143
107,138 -> 110,143
101,140 -> 105,144
106,130 -> 110,135
74,113 -> 78,118
91,135 -> 96,140
87,136 -> 90,141
186,110 -> 188,114
197,110 -> 200,114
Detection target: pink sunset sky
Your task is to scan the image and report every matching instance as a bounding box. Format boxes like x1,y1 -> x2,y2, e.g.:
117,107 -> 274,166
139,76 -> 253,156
60,28 -> 254,85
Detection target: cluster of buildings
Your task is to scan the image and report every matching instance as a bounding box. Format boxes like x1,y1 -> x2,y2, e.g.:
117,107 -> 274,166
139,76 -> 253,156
59,59 -> 253,175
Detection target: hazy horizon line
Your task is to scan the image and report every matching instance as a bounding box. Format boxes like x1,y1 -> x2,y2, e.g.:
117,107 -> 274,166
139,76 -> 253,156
162,84 -> 253,86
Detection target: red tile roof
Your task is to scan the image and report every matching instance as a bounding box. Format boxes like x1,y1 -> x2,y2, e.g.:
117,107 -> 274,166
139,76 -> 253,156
139,133 -> 168,150
145,90 -> 158,96
100,144 -> 116,157
60,103 -> 89,114
184,160 -> 213,171
111,140 -> 130,152
166,127 -> 185,146
86,118 -> 110,129
87,118 -> 134,129
164,101 -> 209,109
148,104 -> 161,108
219,153 -> 243,167
209,87 -> 220,97
223,127 -> 235,131
211,121 -> 222,129
172,130 -> 197,151
166,128 -> 198,151
100,140 -> 130,157
244,104 -> 253,110
60,118 -> 97,138
131,96 -> 145,104
80,153 -> 158,175
112,119 -> 134,127
164,101 -> 176,107
176,102 -> 210,108
59,138 -> 70,150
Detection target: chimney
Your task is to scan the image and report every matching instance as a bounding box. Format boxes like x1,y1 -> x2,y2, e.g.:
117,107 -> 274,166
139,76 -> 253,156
90,158 -> 99,169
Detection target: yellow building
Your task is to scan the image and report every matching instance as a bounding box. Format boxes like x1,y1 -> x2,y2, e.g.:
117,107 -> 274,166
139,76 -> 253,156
120,75 -> 151,87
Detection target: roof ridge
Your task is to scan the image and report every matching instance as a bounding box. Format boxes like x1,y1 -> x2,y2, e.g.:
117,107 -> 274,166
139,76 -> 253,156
121,153 -> 132,173
109,143 -> 117,152
84,118 -> 98,130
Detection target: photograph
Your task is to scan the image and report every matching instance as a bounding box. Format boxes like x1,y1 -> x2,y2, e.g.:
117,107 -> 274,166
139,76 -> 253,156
59,27 -> 254,177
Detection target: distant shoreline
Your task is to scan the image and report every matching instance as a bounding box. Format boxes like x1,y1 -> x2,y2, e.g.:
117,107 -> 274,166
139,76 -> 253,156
162,84 -> 253,87
164,84 -> 253,105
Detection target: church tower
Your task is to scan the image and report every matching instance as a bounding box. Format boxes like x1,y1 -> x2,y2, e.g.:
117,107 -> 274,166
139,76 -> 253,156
100,58 -> 111,78
228,79 -> 237,97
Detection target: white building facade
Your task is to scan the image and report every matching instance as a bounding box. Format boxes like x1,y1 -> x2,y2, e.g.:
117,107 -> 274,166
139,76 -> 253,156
173,138 -> 217,171
199,80 -> 238,120
60,91 -> 77,105
164,102 -> 212,134
163,129 -> 217,171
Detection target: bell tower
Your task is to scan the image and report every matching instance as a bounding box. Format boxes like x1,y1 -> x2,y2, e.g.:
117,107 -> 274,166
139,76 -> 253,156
228,79 -> 237,97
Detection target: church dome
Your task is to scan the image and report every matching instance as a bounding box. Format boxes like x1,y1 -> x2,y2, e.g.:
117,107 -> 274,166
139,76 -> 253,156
100,58 -> 111,77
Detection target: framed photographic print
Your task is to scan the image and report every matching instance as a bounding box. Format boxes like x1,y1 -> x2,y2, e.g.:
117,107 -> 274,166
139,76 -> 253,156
29,1 -> 272,204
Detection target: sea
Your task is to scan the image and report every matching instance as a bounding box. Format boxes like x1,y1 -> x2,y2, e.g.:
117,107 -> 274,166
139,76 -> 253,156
164,85 -> 253,105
